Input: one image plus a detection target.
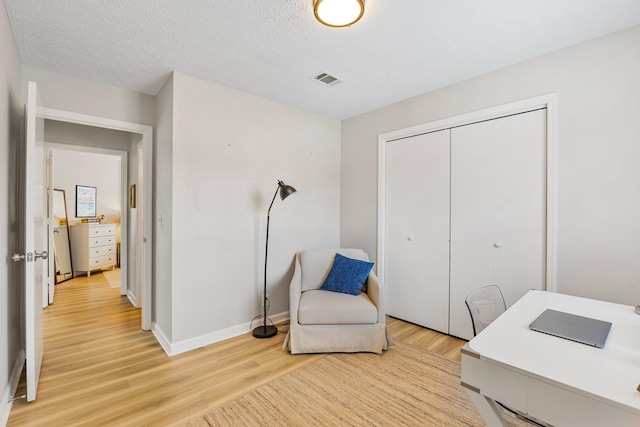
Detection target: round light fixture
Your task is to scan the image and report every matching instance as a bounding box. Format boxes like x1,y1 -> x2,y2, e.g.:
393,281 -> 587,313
313,0 -> 365,28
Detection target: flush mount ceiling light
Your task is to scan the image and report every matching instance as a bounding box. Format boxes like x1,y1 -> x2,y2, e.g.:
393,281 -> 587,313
313,0 -> 365,28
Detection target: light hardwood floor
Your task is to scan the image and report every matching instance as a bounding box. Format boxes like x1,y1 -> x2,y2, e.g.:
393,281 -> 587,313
8,273 -> 466,426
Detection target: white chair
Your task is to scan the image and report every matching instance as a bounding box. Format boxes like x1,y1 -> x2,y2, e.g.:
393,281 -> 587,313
283,248 -> 388,354
465,285 -> 507,336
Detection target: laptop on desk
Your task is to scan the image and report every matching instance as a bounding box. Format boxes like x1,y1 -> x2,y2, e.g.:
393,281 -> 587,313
529,309 -> 612,348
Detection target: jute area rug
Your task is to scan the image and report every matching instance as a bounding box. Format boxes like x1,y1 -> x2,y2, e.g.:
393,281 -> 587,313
184,342 -> 531,427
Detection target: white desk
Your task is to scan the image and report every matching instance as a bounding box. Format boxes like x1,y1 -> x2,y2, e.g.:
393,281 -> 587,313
461,290 -> 640,427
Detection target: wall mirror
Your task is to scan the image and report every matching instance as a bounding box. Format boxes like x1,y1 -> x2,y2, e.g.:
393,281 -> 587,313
53,189 -> 74,283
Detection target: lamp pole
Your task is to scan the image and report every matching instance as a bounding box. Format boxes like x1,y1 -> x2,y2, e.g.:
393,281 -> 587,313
253,180 -> 296,338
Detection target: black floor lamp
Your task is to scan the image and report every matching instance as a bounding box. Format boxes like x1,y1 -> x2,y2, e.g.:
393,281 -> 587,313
253,180 -> 297,339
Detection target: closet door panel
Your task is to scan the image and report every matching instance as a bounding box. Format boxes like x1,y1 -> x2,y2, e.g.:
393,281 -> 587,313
386,140 -> 417,324
450,121 -> 495,339
449,110 -> 546,340
385,130 -> 450,332
492,110 -> 546,305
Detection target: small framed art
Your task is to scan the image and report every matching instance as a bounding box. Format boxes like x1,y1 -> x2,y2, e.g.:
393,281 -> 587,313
129,184 -> 136,208
76,185 -> 97,218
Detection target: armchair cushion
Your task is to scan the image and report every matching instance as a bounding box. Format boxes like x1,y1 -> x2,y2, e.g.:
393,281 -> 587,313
298,290 -> 378,325
319,253 -> 374,296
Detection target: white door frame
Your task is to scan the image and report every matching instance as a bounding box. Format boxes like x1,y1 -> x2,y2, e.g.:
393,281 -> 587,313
45,148 -> 54,307
135,139 -> 145,312
377,93 -> 558,293
39,106 -> 153,330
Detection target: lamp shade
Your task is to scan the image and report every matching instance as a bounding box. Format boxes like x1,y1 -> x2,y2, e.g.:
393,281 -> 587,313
278,181 -> 297,201
313,0 -> 365,28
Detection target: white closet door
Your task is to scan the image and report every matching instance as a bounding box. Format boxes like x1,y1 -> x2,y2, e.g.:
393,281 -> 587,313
386,130 -> 450,333
450,120 -> 495,337
492,110 -> 547,305
450,109 -> 546,340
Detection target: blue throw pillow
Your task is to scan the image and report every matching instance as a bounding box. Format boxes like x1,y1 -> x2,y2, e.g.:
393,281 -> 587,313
320,253 -> 374,296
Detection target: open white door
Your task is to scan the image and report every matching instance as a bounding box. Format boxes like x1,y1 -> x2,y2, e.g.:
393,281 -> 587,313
23,81 -> 46,401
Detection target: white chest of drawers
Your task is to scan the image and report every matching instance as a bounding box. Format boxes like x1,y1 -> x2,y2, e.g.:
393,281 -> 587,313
70,223 -> 117,277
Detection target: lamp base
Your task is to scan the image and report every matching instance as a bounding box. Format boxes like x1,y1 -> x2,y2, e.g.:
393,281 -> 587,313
252,324 -> 278,339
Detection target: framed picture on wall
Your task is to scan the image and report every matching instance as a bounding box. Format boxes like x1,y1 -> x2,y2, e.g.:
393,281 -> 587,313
76,185 -> 97,218
129,184 -> 136,208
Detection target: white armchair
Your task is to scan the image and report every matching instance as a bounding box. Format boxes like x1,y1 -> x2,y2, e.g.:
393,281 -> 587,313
283,248 -> 388,354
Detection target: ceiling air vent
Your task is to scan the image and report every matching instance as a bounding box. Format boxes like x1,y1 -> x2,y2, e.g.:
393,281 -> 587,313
314,72 -> 342,86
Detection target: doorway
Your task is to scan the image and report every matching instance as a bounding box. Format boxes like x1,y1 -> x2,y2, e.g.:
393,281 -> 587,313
39,106 -> 153,330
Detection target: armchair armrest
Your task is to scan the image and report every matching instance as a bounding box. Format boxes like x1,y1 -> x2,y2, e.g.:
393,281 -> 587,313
365,271 -> 386,324
289,253 -> 303,325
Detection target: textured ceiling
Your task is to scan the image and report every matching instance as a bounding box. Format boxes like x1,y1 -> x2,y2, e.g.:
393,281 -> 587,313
4,0 -> 640,119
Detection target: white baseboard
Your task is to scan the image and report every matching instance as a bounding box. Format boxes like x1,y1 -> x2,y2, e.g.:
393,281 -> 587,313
0,349 -> 25,427
127,290 -> 138,308
152,311 -> 290,357
151,322 -> 172,355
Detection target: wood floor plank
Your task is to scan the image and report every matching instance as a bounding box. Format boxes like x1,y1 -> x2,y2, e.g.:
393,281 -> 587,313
8,273 -> 466,426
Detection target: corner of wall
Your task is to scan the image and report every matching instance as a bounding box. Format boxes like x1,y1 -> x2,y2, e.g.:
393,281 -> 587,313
152,72 -> 175,341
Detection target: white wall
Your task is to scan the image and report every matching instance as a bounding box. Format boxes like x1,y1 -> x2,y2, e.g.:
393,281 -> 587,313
0,2 -> 23,422
51,150 -> 121,222
21,66 -> 156,126
341,25 -> 640,305
166,72 -> 341,345
153,74 -> 174,340
45,120 -> 133,152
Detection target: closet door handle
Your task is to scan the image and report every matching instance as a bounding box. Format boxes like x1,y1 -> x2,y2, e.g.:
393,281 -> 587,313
493,242 -> 502,248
